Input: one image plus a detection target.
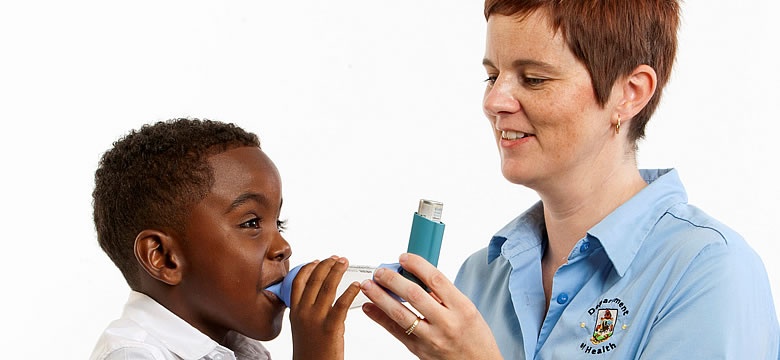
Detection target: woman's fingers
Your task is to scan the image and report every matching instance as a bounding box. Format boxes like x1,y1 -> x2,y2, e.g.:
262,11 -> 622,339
366,253 -> 458,327
361,253 -> 504,359
362,302 -> 423,339
361,268 -> 429,337
397,253 -> 473,316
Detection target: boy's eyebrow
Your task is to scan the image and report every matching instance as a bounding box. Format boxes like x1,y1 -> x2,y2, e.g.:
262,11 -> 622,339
225,192 -> 270,214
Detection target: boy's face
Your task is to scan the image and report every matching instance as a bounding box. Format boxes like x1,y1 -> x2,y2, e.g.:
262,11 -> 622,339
179,146 -> 291,342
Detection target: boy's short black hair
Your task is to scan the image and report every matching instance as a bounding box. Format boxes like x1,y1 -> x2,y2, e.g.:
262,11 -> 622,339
93,118 -> 260,288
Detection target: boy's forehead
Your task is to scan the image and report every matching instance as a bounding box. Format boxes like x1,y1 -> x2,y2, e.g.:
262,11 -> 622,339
207,146 -> 281,193
208,146 -> 274,168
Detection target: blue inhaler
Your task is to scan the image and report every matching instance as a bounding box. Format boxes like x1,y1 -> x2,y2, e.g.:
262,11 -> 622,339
400,199 -> 445,291
265,199 -> 445,308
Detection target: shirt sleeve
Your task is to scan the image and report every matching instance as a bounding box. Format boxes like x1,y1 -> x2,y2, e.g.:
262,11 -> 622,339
638,240 -> 779,359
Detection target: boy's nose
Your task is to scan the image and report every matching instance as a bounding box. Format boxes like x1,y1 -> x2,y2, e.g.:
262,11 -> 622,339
269,235 -> 292,262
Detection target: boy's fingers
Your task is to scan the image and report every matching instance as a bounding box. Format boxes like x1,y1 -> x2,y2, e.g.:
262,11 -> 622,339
313,257 -> 349,306
288,261 -> 317,309
300,258 -> 336,305
295,256 -> 342,307
331,281 -> 361,317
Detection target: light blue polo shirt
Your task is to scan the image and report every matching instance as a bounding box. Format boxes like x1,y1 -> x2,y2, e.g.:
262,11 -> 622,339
455,169 -> 779,359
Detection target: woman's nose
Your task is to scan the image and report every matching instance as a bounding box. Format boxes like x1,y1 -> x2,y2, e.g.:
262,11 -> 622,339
483,78 -> 520,116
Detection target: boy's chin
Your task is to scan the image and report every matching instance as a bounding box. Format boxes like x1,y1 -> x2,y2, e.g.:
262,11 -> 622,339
245,313 -> 285,341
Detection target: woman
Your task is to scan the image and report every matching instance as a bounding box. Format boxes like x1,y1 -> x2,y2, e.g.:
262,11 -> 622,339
359,1 -> 779,359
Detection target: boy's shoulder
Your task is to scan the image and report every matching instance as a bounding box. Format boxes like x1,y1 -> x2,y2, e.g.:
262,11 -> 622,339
89,291 -> 271,360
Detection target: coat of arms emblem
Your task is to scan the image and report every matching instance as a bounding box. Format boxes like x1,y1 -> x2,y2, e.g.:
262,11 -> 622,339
591,309 -> 617,344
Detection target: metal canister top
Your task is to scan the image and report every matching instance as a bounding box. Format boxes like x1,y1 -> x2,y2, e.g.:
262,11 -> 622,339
417,199 -> 444,222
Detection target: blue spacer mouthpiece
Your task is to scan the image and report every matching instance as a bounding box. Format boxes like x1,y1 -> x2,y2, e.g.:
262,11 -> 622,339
265,263 -> 305,308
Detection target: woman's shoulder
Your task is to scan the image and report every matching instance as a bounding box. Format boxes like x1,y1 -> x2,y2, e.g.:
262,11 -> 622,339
657,201 -> 746,250
641,201 -> 765,281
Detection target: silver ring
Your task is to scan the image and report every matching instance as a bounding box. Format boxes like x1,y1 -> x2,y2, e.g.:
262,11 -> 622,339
405,317 -> 421,336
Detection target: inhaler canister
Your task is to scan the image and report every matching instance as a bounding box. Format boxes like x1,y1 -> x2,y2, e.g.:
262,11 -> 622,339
400,199 -> 445,290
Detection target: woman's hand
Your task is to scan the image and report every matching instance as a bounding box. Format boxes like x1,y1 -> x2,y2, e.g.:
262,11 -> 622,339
360,253 -> 503,360
289,256 -> 360,360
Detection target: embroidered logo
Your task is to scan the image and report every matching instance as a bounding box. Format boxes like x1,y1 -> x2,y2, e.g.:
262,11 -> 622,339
591,309 -> 617,344
579,298 -> 629,355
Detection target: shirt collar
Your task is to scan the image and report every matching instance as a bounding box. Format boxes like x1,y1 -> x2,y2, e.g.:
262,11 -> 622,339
488,201 -> 545,263
589,168 -> 687,276
122,291 -> 270,360
487,168 -> 687,276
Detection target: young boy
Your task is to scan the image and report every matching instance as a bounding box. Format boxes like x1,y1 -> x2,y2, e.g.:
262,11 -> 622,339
90,118 -> 359,360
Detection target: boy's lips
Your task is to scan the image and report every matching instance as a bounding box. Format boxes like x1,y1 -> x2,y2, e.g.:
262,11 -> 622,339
264,276 -> 284,289
261,276 -> 287,305
262,288 -> 284,307
263,290 -> 281,302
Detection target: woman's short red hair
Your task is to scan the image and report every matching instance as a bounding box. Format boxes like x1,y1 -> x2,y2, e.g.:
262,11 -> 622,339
484,0 -> 680,144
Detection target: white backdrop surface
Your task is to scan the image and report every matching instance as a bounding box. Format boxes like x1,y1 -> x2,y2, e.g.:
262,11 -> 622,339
1,1 -> 778,358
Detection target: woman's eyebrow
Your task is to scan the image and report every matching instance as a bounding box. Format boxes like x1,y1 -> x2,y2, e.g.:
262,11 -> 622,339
482,57 -> 557,72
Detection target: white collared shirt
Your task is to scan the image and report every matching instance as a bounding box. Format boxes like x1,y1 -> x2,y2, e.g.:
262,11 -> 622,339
90,291 -> 271,360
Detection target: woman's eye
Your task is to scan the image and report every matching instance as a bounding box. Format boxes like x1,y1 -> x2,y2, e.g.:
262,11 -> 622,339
484,76 -> 498,86
524,77 -> 547,87
277,219 -> 288,233
240,217 -> 261,229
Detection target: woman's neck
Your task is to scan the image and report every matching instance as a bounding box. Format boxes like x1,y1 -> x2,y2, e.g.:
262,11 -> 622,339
539,163 -> 647,261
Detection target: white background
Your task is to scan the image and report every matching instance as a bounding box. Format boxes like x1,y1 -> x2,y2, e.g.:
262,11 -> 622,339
1,1 -> 778,358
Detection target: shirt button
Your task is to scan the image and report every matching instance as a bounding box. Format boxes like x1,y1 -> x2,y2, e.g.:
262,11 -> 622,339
580,241 -> 590,253
556,293 -> 569,304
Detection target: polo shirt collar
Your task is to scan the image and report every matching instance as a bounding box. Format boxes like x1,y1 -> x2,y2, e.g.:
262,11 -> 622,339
487,169 -> 687,276
589,168 -> 687,276
488,201 -> 545,263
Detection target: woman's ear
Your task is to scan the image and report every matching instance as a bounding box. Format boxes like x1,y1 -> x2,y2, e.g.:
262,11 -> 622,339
134,230 -> 183,286
617,64 -> 658,119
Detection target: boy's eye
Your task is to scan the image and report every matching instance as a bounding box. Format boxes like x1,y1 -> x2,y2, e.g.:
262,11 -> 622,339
240,217 -> 261,229
277,219 -> 288,233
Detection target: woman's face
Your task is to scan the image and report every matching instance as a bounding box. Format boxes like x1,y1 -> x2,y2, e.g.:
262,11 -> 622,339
483,12 -> 618,191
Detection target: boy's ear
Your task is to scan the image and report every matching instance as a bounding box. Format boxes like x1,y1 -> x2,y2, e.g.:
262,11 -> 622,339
134,230 -> 184,286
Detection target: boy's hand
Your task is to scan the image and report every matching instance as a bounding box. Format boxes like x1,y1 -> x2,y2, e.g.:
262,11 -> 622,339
289,256 -> 360,360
